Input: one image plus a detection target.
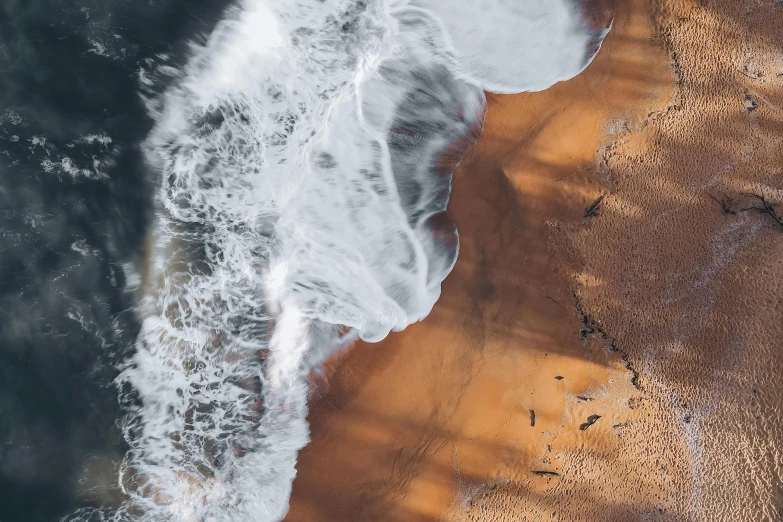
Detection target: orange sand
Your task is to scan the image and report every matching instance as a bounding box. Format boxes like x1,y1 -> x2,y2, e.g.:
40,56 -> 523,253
286,0 -> 783,520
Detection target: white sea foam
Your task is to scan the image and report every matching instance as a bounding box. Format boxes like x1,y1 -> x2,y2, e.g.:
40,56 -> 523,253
88,1 -> 607,521
409,0 -> 606,93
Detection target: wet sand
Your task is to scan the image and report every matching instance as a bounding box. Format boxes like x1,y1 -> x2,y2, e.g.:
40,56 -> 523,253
286,0 -> 783,520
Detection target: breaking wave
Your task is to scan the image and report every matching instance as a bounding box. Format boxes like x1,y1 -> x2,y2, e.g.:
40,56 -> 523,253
66,0 -> 607,520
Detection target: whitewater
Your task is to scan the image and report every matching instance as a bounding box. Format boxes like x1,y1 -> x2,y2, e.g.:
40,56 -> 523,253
66,0 -> 607,520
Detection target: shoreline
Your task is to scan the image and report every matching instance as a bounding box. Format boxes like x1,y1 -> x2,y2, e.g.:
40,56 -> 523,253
287,0 -> 783,519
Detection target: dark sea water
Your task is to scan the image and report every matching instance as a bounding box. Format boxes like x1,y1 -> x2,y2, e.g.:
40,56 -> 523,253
0,2 -> 230,520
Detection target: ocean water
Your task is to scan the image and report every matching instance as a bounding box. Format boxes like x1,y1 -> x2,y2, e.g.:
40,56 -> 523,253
0,1 -> 607,521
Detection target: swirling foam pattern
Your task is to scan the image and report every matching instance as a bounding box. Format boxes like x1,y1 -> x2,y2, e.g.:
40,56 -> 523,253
69,1 -> 607,520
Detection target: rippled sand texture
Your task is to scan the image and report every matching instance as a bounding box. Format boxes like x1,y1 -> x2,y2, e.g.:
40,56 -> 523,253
286,0 -> 783,520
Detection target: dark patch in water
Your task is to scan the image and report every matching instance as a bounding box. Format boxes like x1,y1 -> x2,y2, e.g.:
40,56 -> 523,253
0,1 -> 233,519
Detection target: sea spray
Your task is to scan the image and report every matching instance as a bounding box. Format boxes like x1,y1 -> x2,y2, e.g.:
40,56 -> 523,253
68,1 -> 610,521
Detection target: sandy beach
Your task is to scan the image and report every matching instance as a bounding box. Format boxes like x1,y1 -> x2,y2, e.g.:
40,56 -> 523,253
286,0 -> 783,520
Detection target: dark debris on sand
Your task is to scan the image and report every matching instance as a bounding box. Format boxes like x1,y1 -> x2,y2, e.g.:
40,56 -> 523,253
741,191 -> 783,231
584,193 -> 606,217
580,414 -> 602,431
572,292 -> 642,391
533,470 -> 560,477
707,192 -> 737,215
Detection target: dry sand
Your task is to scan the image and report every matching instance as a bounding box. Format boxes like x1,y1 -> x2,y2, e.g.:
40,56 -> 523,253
286,0 -> 783,520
